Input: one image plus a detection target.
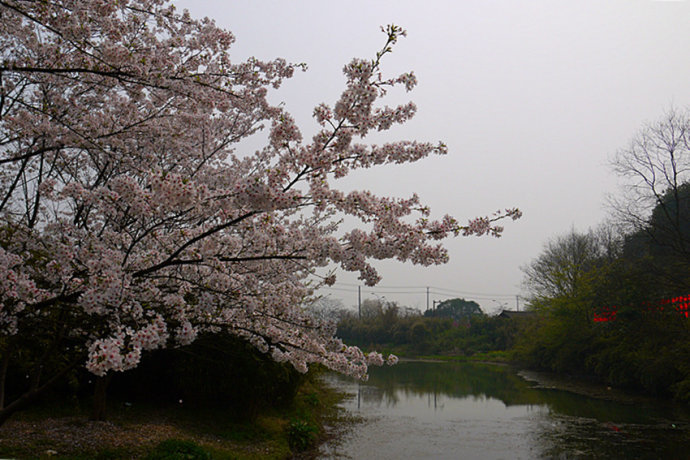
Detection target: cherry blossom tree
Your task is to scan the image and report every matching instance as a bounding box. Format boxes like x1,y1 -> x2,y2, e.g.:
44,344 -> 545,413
0,0 -> 520,423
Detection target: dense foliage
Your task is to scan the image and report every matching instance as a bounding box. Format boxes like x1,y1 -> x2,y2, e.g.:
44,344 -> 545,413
515,249 -> 690,399
517,168 -> 690,399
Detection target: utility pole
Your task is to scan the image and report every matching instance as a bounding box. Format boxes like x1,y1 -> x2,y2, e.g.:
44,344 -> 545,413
358,285 -> 361,319
426,286 -> 430,311
516,295 -> 520,312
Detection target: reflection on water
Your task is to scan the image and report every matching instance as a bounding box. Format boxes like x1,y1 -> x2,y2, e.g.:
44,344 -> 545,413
320,361 -> 690,459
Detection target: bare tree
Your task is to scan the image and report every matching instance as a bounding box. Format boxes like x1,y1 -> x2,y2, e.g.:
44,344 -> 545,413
610,108 -> 690,256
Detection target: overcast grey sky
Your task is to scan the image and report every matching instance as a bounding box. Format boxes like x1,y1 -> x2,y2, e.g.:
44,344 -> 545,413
175,0 -> 690,313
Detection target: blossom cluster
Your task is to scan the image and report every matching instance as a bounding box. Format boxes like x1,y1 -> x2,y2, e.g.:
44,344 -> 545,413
0,1 -> 519,390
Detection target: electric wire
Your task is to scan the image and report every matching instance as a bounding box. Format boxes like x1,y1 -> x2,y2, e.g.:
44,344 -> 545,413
318,282 -> 519,301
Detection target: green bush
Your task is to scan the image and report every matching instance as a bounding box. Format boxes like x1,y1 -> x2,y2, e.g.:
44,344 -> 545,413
287,419 -> 318,452
145,439 -> 211,460
671,378 -> 690,403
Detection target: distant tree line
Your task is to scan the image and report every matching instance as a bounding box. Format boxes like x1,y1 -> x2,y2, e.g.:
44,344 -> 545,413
334,297 -> 525,357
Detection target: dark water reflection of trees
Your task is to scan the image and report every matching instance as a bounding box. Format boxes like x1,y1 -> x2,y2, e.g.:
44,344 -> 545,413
344,361 -> 690,459
364,361 -> 541,407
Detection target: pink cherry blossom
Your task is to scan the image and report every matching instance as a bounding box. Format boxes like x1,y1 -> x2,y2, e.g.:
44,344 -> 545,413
0,1 -> 520,423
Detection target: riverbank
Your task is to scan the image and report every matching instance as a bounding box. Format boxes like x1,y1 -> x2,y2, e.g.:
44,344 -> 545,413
0,373 -> 349,459
516,367 -> 680,406
394,354 -> 682,407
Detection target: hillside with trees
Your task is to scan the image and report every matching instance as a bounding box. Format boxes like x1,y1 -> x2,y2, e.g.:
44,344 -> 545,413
515,109 -> 690,401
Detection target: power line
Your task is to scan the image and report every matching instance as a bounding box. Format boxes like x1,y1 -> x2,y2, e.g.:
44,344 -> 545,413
320,286 -> 421,295
429,290 -> 510,300
427,285 -> 516,297
319,283 -> 518,299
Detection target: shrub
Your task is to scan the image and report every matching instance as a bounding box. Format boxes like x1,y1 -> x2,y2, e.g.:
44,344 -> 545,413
287,419 -> 318,452
145,439 -> 211,460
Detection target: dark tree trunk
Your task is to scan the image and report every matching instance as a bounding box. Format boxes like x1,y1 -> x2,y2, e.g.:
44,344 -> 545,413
0,387 -> 42,427
0,350 -> 10,410
0,359 -> 79,427
90,374 -> 113,421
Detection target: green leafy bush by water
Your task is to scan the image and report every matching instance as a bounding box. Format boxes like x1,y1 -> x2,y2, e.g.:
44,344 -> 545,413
287,419 -> 318,452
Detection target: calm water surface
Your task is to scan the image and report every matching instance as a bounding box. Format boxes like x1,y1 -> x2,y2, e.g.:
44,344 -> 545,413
319,361 -> 690,459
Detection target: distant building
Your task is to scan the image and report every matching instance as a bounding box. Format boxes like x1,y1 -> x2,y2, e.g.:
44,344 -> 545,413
498,310 -> 536,320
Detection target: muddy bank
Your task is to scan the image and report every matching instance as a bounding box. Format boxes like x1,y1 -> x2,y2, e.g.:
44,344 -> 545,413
394,358 -> 678,407
517,368 -> 668,405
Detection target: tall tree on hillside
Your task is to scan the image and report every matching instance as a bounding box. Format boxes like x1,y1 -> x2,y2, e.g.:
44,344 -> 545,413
611,108 -> 690,291
0,0 -> 520,424
612,110 -> 690,256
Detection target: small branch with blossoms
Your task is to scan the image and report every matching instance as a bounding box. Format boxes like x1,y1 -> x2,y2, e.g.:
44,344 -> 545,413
457,208 -> 523,238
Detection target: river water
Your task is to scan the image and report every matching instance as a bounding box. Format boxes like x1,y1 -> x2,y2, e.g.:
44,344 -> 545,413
318,361 -> 690,459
